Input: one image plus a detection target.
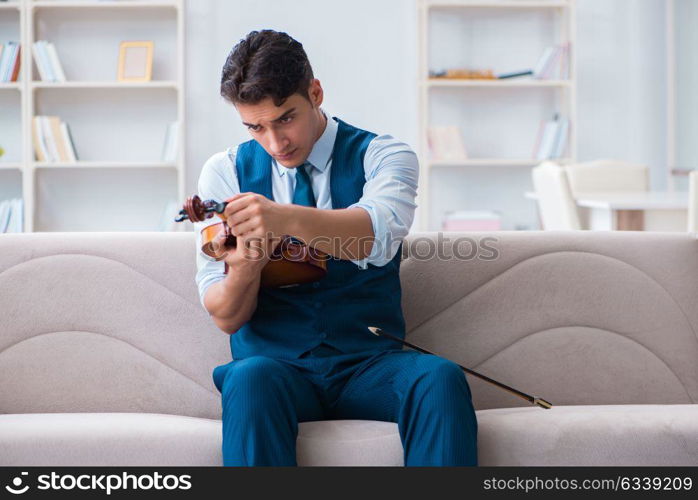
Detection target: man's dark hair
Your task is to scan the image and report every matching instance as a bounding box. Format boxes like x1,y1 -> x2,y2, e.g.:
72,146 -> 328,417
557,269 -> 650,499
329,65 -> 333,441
220,30 -> 314,107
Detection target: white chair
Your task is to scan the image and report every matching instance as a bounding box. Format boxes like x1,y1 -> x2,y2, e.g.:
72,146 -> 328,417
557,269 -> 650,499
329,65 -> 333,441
531,161 -> 581,230
564,159 -> 649,196
689,170 -> 698,233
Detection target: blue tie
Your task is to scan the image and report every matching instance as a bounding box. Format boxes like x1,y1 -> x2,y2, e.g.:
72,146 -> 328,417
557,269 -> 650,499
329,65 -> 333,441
292,162 -> 316,207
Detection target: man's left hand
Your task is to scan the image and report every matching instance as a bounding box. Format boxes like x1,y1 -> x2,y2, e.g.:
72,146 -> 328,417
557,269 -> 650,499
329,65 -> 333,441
222,192 -> 290,244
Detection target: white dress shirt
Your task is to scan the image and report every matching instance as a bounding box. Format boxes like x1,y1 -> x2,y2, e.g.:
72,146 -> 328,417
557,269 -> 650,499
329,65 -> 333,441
194,109 -> 419,308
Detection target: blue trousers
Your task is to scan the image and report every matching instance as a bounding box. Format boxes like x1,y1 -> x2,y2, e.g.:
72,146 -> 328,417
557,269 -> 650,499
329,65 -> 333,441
212,344 -> 478,466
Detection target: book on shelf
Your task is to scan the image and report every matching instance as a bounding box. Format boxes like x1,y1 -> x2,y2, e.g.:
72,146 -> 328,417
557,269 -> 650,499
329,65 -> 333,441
32,40 -> 67,83
0,199 -> 9,233
32,115 -> 79,162
533,113 -> 569,161
0,198 -> 23,233
445,42 -> 571,82
533,42 -> 571,80
429,68 -> 495,80
0,42 -> 21,82
161,121 -> 180,163
496,70 -> 534,80
427,126 -> 468,161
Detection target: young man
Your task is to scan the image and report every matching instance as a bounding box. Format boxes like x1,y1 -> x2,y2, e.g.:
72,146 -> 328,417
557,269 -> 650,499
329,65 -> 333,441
195,29 -> 478,466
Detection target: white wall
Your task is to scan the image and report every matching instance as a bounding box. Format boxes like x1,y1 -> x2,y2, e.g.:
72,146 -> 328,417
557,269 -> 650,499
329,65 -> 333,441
576,0 -> 668,190
675,0 -> 698,191
184,0 -> 669,230
185,0 -> 418,195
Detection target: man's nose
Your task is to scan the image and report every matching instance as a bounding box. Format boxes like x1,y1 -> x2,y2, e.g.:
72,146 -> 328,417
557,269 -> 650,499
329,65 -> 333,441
268,130 -> 288,154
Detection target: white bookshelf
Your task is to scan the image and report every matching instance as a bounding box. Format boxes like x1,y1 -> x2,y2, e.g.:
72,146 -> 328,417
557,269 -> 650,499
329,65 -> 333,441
31,1 -> 178,8
0,0 -> 185,232
31,81 -> 179,89
0,0 -> 23,214
33,161 -> 178,168
427,1 -> 570,8
431,158 -> 572,167
417,0 -> 577,230
425,79 -> 571,88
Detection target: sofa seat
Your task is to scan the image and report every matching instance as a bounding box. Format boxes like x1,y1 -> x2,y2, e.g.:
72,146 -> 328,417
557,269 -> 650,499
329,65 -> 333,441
0,413 -> 402,466
3,405 -> 697,466
477,404 -> 698,465
0,413 -> 223,466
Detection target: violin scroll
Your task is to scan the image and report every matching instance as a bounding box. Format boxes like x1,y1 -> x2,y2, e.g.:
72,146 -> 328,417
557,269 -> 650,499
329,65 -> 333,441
175,194 -> 236,260
175,195 -> 227,223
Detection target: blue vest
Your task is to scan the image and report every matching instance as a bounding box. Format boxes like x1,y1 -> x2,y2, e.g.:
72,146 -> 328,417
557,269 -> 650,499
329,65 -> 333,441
231,117 -> 406,360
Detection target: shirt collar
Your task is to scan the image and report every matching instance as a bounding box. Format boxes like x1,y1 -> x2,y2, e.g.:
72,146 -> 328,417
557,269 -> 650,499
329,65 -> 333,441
273,109 -> 337,177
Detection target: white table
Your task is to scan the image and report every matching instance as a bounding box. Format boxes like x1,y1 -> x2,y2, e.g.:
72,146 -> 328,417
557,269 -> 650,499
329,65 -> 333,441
525,191 -> 689,231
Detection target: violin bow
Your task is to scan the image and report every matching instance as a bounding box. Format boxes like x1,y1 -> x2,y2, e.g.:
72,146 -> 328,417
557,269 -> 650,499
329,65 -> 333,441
367,326 -> 552,409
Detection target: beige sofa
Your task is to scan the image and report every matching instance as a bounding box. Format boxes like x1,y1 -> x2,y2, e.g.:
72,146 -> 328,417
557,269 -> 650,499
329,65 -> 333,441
1,231 -> 697,466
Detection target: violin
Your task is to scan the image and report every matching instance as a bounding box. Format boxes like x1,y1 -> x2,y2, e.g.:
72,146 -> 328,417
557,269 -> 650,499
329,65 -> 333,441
175,194 -> 328,288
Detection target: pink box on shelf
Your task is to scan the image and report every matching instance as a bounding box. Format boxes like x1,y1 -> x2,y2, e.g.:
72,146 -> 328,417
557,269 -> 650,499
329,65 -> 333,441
441,211 -> 502,231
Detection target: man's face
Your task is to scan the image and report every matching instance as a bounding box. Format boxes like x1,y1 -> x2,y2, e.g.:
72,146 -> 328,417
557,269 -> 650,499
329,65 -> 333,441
235,79 -> 325,168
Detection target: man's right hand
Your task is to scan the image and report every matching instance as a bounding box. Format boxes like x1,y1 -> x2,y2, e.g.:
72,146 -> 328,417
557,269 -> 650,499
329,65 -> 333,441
210,228 -> 278,276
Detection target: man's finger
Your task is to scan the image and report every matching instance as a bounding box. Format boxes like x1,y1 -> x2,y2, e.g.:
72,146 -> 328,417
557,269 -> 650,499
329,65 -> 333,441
211,230 -> 230,253
227,205 -> 256,229
221,193 -> 253,220
224,193 -> 263,218
222,192 -> 252,203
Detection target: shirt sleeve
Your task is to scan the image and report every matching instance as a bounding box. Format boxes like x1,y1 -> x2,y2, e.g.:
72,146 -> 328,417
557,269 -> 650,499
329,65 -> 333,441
194,148 -> 240,309
347,135 -> 419,268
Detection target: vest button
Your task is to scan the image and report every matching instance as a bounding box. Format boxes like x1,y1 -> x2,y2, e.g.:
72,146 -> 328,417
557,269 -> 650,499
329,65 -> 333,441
314,302 -> 322,309
320,332 -> 327,339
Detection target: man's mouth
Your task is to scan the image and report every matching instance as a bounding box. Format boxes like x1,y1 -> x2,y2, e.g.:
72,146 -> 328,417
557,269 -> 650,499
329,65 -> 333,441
276,149 -> 297,160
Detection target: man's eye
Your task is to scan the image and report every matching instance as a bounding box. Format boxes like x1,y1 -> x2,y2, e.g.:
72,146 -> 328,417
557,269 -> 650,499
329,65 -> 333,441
281,116 -> 293,123
249,126 -> 259,132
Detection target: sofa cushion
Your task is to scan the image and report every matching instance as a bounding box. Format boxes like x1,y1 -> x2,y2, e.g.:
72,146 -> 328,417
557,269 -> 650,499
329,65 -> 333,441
297,419 -> 403,466
0,413 -> 223,466
4,405 -> 697,466
477,404 -> 698,465
0,413 -> 402,466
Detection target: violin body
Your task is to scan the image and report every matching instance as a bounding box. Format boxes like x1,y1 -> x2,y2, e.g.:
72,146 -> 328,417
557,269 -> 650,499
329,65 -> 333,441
201,221 -> 327,288
176,194 -> 328,288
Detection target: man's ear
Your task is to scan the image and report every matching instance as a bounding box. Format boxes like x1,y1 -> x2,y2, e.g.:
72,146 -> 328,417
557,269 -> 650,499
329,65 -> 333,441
309,78 -> 323,107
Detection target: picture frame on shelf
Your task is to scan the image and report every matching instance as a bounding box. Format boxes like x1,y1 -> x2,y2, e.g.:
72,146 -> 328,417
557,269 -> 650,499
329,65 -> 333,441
117,41 -> 153,82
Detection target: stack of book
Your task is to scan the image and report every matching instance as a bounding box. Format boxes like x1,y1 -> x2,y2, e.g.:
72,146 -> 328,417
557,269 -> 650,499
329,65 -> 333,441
0,198 -> 23,233
427,126 -> 468,161
161,121 -> 180,163
533,42 -> 571,80
442,210 -> 502,231
0,41 -> 21,82
32,40 -> 66,82
32,115 -> 78,162
532,113 -> 569,161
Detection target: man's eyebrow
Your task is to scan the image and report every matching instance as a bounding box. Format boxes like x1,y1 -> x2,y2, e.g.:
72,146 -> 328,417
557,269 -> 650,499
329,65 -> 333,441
242,108 -> 296,128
